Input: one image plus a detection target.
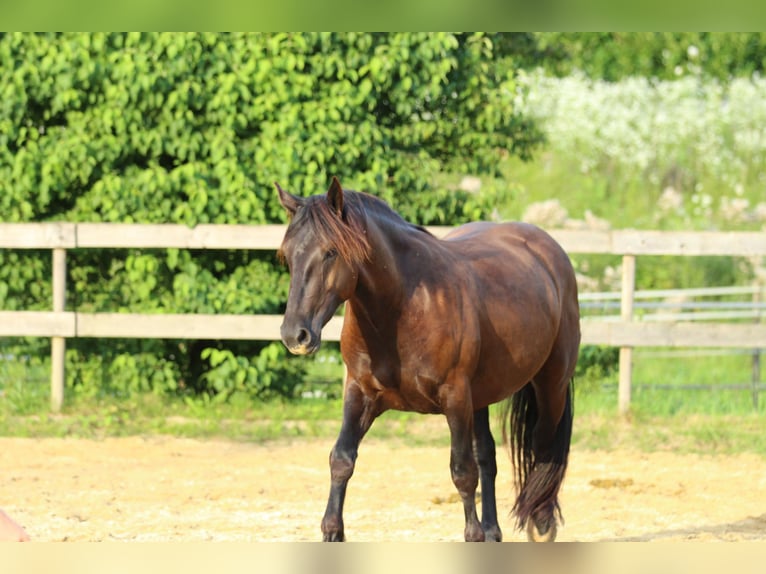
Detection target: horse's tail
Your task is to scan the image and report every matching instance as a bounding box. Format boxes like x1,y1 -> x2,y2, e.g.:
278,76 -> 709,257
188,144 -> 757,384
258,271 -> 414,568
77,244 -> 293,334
502,379 -> 573,531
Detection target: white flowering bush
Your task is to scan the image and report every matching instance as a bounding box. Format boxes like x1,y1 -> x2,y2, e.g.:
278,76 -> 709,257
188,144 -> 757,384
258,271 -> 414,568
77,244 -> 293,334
505,70 -> 766,295
514,70 -> 766,229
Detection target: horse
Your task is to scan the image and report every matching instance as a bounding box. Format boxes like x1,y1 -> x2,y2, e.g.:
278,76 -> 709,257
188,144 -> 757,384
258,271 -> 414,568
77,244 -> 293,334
276,177 -> 580,542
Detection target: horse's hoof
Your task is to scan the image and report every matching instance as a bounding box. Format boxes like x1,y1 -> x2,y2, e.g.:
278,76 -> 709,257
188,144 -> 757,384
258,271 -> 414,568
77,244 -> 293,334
483,528 -> 502,542
464,522 -> 486,542
526,519 -> 557,542
323,531 -> 345,542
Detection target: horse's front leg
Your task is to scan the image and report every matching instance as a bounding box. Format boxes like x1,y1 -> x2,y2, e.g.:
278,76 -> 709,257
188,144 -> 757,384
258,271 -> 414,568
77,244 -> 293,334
443,379 -> 484,542
321,381 -> 379,542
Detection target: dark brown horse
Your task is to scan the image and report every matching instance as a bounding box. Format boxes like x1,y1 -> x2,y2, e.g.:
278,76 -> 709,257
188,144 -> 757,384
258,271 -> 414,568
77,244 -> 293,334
276,177 -> 580,542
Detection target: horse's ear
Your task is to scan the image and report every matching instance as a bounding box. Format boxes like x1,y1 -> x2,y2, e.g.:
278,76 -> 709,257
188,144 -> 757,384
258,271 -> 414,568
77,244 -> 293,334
326,176 -> 344,218
275,182 -> 303,217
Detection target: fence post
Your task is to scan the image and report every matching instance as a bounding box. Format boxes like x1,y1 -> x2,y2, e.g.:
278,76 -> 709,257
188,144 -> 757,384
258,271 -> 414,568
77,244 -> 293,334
618,254 -> 636,415
51,247 -> 66,412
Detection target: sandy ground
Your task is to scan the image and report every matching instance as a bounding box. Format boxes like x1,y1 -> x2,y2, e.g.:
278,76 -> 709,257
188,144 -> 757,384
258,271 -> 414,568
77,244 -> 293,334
2,435 -> 766,542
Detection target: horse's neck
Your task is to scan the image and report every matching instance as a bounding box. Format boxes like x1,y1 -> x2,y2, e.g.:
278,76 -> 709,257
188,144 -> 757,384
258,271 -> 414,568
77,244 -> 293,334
354,223 -> 405,309
351,216 -> 444,319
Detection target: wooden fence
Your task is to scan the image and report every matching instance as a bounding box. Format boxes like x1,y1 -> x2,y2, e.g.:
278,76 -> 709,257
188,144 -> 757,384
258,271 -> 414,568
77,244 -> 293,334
1,223 -> 765,413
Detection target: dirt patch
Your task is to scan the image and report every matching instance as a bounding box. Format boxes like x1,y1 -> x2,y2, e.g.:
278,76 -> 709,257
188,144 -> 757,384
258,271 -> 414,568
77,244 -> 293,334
2,436 -> 766,542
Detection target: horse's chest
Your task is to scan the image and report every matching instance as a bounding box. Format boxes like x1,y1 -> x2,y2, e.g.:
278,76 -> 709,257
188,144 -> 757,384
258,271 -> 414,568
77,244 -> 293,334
347,347 -> 448,414
368,375 -> 444,414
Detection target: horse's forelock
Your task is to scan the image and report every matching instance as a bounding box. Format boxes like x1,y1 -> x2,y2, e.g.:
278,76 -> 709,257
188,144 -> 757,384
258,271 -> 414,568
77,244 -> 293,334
306,193 -> 370,265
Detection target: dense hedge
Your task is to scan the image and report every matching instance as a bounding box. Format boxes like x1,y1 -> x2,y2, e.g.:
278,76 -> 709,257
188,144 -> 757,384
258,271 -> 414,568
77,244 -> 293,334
0,32 -> 538,399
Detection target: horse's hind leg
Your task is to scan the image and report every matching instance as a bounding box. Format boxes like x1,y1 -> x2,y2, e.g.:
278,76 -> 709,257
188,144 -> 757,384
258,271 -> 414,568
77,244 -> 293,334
473,406 -> 502,541
321,381 -> 380,542
443,378 -> 484,542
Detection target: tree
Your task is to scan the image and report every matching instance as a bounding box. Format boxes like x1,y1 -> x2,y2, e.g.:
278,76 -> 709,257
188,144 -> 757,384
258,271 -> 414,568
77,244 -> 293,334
529,32 -> 766,81
0,33 -> 540,399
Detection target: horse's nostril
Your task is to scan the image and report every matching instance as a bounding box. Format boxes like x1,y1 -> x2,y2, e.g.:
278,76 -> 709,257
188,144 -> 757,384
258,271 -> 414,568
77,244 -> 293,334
296,328 -> 310,346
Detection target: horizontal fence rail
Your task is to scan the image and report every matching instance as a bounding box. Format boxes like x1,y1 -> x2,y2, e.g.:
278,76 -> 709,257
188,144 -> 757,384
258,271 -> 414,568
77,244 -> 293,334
2,222 -> 766,253
0,223 -> 764,412
581,285 -> 766,322
1,311 -> 765,348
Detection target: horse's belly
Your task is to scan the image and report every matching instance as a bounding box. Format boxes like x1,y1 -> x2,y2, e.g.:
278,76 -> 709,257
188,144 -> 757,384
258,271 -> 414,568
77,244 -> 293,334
470,367 -> 532,409
470,326 -> 556,409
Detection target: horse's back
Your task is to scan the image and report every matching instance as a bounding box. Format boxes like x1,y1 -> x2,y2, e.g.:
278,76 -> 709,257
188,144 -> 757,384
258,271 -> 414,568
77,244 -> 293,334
444,221 -> 576,296
445,220 -> 560,250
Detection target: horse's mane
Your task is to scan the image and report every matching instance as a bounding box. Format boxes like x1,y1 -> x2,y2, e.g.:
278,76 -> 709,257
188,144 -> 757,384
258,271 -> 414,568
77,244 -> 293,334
296,190 -> 431,265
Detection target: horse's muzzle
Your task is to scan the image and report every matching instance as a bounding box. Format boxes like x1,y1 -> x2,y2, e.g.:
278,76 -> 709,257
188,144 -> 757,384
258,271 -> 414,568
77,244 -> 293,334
280,323 -> 321,355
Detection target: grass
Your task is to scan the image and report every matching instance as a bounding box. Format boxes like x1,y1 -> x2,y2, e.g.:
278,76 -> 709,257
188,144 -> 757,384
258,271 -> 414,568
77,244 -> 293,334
0,389 -> 447,445
0,359 -> 446,444
2,341 -> 765,455
494,155 -> 659,229
569,352 -> 766,456
572,411 -> 766,456
2,372 -> 766,457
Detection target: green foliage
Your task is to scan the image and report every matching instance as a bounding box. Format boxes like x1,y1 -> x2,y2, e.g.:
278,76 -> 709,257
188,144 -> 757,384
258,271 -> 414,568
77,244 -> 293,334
0,352 -> 49,415
575,345 -> 619,393
0,33 -> 537,224
0,251 -> 50,311
0,32 -> 535,399
199,342 -> 305,400
525,33 -> 766,81
65,345 -> 181,398
636,256 -> 745,292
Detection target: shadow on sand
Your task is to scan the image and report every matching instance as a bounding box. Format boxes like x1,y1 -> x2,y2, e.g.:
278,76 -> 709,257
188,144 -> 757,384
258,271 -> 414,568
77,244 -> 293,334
601,512 -> 766,541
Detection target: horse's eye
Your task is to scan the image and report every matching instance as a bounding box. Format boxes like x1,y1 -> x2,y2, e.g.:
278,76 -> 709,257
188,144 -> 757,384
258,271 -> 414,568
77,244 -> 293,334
323,248 -> 338,262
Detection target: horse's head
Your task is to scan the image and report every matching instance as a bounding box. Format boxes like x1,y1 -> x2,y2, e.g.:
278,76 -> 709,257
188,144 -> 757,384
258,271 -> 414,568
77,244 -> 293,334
276,177 -> 368,355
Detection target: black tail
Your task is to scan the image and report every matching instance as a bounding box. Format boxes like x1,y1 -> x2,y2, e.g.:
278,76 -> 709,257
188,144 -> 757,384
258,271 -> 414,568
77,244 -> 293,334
502,380 -> 574,530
